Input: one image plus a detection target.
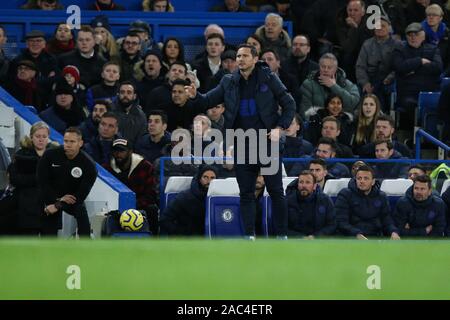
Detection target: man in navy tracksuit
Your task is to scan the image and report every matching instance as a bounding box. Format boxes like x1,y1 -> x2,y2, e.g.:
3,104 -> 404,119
159,165 -> 217,236
394,175 -> 446,237
186,44 -> 296,238
286,171 -> 336,238
335,165 -> 400,239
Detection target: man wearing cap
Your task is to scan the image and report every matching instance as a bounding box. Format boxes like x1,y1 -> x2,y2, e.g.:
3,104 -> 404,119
103,138 -> 158,234
37,127 -> 97,236
209,49 -> 238,89
5,60 -> 43,110
9,30 -> 58,86
392,21 -> 442,129
40,81 -> 86,134
356,16 -> 400,112
127,20 -> 155,57
58,25 -> 107,88
89,0 -> 125,11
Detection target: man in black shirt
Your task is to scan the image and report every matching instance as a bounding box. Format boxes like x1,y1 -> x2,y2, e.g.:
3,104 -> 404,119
37,127 -> 97,236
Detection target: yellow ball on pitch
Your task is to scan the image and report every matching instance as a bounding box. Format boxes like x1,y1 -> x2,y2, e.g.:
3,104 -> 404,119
119,209 -> 144,231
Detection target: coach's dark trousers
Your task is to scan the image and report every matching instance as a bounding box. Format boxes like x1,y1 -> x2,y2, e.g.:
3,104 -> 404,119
235,159 -> 287,237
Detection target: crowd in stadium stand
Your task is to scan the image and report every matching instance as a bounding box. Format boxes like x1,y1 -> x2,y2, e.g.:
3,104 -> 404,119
1,0 -> 450,238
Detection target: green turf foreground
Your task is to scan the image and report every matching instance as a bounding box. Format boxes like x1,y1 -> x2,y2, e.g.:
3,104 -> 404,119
0,238 -> 449,300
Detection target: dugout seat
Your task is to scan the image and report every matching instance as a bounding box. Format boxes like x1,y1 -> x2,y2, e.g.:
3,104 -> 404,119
380,178 -> 413,209
205,179 -> 245,238
323,178 -> 351,201
161,176 -> 193,212
417,92 -> 441,138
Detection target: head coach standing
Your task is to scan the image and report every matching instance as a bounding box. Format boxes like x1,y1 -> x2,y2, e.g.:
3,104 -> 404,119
185,43 -> 296,239
37,127 -> 97,236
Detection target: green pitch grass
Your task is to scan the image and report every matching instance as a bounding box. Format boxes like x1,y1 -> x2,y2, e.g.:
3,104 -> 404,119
0,238 -> 450,300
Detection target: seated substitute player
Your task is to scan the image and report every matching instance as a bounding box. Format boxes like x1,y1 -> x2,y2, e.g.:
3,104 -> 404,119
335,165 -> 400,240
394,175 -> 446,238
286,170 -> 336,238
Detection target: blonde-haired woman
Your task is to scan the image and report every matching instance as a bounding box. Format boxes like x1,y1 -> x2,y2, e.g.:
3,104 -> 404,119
8,122 -> 57,235
352,94 -> 382,154
94,27 -> 119,61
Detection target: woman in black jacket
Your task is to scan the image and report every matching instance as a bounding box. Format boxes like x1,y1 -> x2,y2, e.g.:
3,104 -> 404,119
8,121 -> 57,235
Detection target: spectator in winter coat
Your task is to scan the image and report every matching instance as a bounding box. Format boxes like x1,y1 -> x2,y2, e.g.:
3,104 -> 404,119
358,114 -> 413,158
58,26 -> 107,88
299,53 -> 360,118
306,93 -> 354,148
286,170 -> 336,238
78,99 -> 110,142
254,13 -> 291,58
85,61 -> 120,112
110,81 -> 147,146
281,34 -> 319,88
7,122 -> 57,235
282,113 -> 313,176
5,60 -> 45,112
83,112 -> 120,166
335,0 -> 373,82
39,81 -> 86,134
356,15 -> 399,111
160,165 -> 217,236
335,165 -> 401,239
394,174 -> 446,237
372,139 -> 410,180
392,22 -> 442,129
134,110 -> 171,163
104,138 -> 158,234
46,23 -> 75,57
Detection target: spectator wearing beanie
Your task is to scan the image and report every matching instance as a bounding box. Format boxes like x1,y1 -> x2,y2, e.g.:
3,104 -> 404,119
6,60 -> 45,111
90,15 -> 119,61
46,23 -> 75,57
135,50 -> 167,105
40,81 -> 86,134
57,65 -> 87,108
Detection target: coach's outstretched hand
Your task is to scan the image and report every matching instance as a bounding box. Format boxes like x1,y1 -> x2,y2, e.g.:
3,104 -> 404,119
185,83 -> 197,99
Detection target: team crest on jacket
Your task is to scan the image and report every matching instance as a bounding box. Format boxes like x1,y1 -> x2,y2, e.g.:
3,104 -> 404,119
373,200 -> 382,208
259,84 -> 268,92
71,167 -> 83,178
222,209 -> 233,223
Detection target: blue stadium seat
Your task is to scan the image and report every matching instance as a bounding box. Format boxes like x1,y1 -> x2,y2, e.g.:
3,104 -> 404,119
323,178 -> 351,202
162,176 -> 193,212
205,179 -> 245,238
262,177 -> 296,236
417,91 -> 441,138
380,178 -> 413,209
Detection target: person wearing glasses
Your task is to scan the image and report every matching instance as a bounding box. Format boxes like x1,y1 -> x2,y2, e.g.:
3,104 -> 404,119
118,32 -> 143,81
